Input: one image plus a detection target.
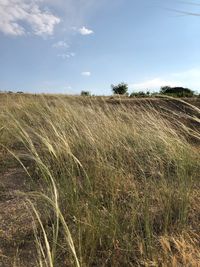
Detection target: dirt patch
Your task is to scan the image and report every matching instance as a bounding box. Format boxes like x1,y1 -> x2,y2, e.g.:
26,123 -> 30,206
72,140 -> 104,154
0,168 -> 38,267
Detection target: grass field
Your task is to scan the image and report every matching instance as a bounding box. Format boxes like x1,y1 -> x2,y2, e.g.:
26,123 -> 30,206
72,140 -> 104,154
0,93 -> 200,267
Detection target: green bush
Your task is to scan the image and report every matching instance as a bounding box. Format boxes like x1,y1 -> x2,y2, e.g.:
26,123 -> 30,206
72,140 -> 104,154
130,91 -> 150,98
81,90 -> 91,96
111,82 -> 128,95
160,86 -> 194,97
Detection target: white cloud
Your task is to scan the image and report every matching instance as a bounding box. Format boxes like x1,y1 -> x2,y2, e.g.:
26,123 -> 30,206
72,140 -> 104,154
129,68 -> 200,93
171,68 -> 200,91
40,0 -> 105,37
66,85 -> 72,90
0,0 -> 60,36
57,52 -> 75,59
69,52 -> 75,57
79,26 -> 93,35
129,78 -> 182,91
53,41 -> 69,48
172,68 -> 200,79
38,80 -> 73,94
81,71 -> 91,76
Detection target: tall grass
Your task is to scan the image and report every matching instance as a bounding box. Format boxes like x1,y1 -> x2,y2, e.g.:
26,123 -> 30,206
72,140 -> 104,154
0,94 -> 200,266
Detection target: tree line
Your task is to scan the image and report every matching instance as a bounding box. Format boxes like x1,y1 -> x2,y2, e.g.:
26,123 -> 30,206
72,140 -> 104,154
81,83 -> 199,97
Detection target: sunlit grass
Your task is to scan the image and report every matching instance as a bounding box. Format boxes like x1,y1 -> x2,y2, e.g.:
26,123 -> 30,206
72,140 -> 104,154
0,94 -> 200,266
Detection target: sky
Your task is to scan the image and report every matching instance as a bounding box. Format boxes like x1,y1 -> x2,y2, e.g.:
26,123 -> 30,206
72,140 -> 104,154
0,0 -> 200,95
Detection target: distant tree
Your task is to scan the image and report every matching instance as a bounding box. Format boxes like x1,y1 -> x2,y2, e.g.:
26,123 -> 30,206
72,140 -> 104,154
146,91 -> 150,96
17,91 -> 24,94
160,86 -> 173,94
138,91 -> 146,97
81,90 -> 91,96
160,86 -> 194,97
111,82 -> 128,95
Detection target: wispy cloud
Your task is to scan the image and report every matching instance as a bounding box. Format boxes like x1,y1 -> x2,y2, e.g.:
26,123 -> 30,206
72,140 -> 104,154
0,0 -> 60,36
38,80 -> 73,93
129,78 -> 182,91
130,68 -> 200,92
53,41 -> 69,48
42,0 -> 103,31
57,52 -> 75,59
171,68 -> 200,90
79,26 -> 93,35
172,68 -> 200,79
81,71 -> 91,76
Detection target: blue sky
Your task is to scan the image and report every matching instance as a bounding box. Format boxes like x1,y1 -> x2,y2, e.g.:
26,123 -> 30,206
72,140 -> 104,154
0,0 -> 200,95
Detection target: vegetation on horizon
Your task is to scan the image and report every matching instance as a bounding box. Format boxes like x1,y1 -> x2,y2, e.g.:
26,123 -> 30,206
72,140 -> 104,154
1,84 -> 200,98
110,83 -> 197,98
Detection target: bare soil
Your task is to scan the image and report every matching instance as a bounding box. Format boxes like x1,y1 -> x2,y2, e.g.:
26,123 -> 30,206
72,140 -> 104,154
0,166 -> 38,267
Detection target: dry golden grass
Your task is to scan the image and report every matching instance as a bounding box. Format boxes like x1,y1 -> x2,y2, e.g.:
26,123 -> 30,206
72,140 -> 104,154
0,93 -> 200,266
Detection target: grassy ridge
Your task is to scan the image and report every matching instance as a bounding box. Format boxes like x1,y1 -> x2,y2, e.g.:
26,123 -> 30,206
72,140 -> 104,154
0,94 -> 200,266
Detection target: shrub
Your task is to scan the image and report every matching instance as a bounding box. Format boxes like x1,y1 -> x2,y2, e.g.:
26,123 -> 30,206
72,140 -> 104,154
130,91 -> 150,98
111,82 -> 128,95
160,86 -> 194,97
81,90 -> 91,96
